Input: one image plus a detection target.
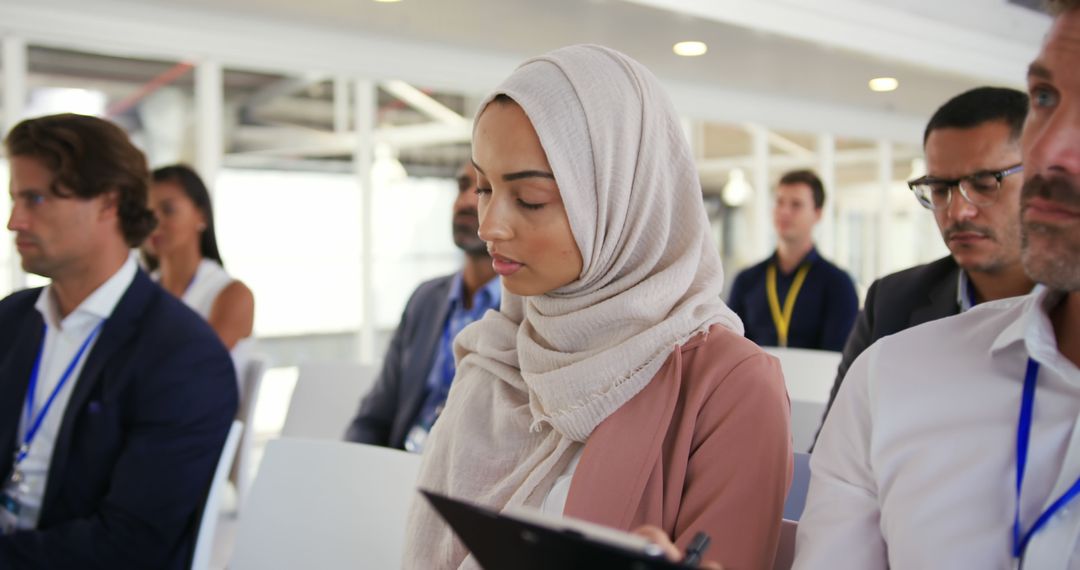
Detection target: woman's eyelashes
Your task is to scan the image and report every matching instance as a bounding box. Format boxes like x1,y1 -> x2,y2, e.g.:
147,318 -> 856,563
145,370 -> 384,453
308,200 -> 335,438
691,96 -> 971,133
474,184 -> 545,211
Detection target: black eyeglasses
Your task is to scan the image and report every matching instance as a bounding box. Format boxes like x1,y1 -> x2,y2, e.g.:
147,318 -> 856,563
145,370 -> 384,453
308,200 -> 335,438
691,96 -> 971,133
907,164 -> 1023,210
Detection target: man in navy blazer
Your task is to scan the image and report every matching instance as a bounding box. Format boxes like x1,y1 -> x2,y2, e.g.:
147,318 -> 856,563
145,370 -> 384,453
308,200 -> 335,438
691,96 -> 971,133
345,162 -> 500,451
0,114 -> 237,569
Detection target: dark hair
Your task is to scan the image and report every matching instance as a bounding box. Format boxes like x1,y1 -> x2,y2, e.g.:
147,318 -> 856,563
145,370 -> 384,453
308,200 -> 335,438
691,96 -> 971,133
1047,0 -> 1079,15
144,164 -> 225,271
923,87 -> 1029,145
4,113 -> 156,246
778,169 -> 826,210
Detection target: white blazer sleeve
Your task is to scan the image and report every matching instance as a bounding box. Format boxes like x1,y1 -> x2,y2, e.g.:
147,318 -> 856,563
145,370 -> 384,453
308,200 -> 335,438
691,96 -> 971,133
793,343 -> 889,569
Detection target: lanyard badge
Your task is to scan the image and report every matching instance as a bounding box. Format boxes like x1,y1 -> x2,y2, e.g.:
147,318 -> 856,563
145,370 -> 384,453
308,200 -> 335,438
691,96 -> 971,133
3,321 -> 105,527
1013,358 -> 1080,562
766,263 -> 810,348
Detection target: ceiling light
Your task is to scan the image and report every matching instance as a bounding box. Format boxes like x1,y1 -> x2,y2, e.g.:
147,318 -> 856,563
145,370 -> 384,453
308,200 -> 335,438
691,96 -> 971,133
373,0 -> 402,3
869,77 -> 899,92
673,41 -> 708,57
722,168 -> 753,207
373,143 -> 408,185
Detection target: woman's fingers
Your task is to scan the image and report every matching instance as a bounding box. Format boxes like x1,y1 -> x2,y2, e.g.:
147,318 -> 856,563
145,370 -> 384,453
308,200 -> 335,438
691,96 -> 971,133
630,525 -> 682,561
628,526 -> 725,569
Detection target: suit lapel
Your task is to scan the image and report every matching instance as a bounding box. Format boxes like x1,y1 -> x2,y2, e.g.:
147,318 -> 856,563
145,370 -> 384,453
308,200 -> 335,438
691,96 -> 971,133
0,304 -> 46,480
400,277 -> 455,422
42,272 -> 154,511
909,264 -> 961,327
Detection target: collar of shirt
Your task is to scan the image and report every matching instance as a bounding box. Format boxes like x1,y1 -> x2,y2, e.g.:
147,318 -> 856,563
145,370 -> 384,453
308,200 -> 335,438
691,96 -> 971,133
959,270 -> 1037,314
446,272 -> 502,318
34,255 -> 138,332
991,285 -> 1079,384
770,245 -> 820,273
957,270 -> 976,313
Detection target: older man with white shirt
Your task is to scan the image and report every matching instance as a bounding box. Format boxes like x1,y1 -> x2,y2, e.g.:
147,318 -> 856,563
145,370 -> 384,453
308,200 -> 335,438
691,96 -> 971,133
796,2 -> 1080,568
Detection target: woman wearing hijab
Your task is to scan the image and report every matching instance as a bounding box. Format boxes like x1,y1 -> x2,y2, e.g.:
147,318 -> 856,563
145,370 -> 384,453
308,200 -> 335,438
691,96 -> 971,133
405,45 -> 792,569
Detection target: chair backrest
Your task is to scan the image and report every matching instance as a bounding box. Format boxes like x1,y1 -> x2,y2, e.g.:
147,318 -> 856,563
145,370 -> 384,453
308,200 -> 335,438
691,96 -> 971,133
783,452 -> 811,521
281,361 -> 378,440
762,347 -> 841,453
229,438 -> 423,570
191,420 -> 243,570
231,357 -> 267,509
772,519 -> 798,570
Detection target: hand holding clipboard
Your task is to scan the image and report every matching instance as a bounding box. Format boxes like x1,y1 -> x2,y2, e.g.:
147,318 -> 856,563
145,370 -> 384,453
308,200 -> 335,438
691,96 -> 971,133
421,490 -> 724,569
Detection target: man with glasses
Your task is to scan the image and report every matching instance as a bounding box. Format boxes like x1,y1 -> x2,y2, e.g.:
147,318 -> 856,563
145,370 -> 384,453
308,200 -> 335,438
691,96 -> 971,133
796,2 -> 1080,565
818,87 -> 1035,432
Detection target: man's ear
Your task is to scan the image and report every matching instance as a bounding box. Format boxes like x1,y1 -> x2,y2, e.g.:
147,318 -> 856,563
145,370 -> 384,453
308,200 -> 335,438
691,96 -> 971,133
98,190 -> 120,222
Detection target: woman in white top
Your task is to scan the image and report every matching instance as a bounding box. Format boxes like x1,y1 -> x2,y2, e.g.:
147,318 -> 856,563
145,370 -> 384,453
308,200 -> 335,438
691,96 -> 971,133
143,165 -> 255,364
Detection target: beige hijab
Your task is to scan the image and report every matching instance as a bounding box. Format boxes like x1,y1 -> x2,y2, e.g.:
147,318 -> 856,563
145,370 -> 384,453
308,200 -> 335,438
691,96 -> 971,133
403,44 -> 742,568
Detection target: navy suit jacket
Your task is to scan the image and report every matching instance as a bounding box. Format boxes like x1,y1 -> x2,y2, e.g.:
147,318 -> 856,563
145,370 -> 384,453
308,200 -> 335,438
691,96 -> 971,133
345,274 -> 454,449
0,270 -> 238,569
728,248 -> 859,351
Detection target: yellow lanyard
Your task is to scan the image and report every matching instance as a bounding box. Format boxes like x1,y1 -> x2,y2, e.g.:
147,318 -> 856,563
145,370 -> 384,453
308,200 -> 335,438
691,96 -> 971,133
766,263 -> 811,348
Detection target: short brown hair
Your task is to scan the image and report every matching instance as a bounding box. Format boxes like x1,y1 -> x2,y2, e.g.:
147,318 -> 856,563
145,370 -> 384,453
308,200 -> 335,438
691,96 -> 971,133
778,169 -> 826,210
1047,0 -> 1080,15
5,113 -> 156,246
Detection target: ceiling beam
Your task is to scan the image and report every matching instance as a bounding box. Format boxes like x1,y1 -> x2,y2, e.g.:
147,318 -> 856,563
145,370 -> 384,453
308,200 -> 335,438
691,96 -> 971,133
242,72 -> 328,120
379,80 -> 466,126
743,124 -> 816,160
229,122 -> 471,157
696,147 -> 920,177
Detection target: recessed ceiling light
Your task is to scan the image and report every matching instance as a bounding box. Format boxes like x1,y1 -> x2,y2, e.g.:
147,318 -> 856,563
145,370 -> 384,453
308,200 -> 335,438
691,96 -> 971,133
869,77 -> 899,92
373,0 -> 402,3
673,41 -> 708,57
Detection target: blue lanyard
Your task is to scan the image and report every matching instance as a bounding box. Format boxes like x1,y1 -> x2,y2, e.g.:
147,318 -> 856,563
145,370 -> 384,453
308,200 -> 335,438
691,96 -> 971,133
15,321 -> 105,465
1013,358 -> 1080,559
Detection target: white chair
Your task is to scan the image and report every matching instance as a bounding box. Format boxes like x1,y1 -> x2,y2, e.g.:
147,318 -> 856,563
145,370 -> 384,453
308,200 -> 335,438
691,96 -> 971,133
281,361 -> 377,440
231,357 -> 266,510
229,438 -> 422,570
772,519 -> 798,570
762,347 -> 841,453
191,420 -> 243,570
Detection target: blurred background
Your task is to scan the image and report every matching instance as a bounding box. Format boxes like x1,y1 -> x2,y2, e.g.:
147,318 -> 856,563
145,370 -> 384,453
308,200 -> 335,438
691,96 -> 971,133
0,0 -> 1053,442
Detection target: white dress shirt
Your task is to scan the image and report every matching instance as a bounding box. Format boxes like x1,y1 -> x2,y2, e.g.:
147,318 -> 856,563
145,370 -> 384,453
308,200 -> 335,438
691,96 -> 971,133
541,445 -> 584,516
1,257 -> 136,530
796,286 -> 1080,569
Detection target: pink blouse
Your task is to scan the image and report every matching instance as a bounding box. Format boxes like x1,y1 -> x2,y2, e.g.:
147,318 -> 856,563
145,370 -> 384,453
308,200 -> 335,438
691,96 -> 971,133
564,324 -> 793,569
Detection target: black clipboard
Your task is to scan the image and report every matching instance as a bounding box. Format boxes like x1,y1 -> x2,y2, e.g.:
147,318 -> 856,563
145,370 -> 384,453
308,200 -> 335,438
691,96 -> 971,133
420,489 -> 697,569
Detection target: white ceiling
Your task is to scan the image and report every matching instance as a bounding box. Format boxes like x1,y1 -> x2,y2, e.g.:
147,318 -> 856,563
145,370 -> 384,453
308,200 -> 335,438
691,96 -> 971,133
90,0 -> 1045,120
0,0 -> 1052,146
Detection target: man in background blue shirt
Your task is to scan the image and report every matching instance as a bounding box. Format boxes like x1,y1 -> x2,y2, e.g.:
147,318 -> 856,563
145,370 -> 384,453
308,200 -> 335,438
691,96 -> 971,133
346,162 -> 500,452
728,170 -> 858,351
